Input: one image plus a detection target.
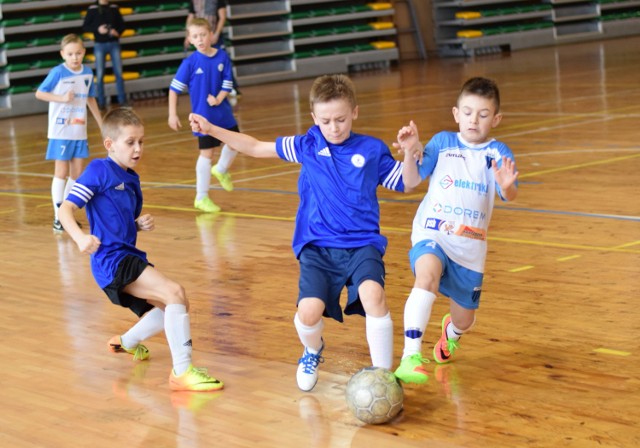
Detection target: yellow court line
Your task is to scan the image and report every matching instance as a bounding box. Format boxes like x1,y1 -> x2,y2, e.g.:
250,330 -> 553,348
508,265 -> 535,273
0,208 -> 16,215
488,236 -> 640,254
519,153 -> 640,179
593,348 -> 631,357
557,255 -> 581,262
612,240 -> 640,249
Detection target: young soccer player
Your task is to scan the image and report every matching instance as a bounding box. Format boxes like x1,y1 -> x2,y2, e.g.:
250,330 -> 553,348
35,33 -> 103,231
58,108 -> 223,392
168,18 -> 238,213
189,74 -> 408,392
393,77 -> 519,384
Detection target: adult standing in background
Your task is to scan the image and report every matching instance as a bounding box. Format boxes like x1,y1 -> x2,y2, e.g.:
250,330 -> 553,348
185,0 -> 241,96
83,0 -> 128,109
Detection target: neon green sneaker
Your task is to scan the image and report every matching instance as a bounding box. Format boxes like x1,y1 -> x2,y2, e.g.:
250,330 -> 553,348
108,335 -> 150,361
211,165 -> 233,192
433,314 -> 460,364
194,196 -> 221,213
394,353 -> 429,384
169,364 -> 224,392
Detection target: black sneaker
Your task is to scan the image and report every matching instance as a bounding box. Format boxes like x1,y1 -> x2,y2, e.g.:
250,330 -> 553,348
53,219 -> 64,231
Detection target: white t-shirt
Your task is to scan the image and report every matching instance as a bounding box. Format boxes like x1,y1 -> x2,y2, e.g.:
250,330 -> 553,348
411,131 -> 516,273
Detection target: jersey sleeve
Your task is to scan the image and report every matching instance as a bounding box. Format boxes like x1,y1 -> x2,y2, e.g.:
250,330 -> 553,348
170,59 -> 190,93
417,133 -> 441,180
378,145 -> 404,192
66,160 -> 106,209
221,51 -> 234,92
37,67 -> 61,93
275,135 -> 306,164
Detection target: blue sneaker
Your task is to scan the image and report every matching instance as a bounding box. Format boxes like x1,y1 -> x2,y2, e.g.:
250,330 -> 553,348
296,341 -> 325,391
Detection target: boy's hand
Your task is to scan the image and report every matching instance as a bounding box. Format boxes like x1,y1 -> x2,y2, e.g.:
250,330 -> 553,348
189,113 -> 211,134
492,157 -> 519,190
168,114 -> 182,131
207,94 -> 218,106
61,90 -> 75,103
393,120 -> 423,164
76,234 -> 101,255
135,214 -> 155,232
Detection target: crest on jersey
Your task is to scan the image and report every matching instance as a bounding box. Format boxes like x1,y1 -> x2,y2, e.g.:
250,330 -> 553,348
351,154 -> 365,168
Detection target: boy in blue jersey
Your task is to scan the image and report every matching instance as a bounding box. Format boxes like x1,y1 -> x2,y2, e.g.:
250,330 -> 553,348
189,74 -> 409,392
36,34 -> 103,232
168,18 -> 238,213
394,77 -> 519,384
58,108 -> 223,392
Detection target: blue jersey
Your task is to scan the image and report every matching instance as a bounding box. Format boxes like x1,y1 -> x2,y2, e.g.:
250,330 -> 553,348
276,126 -> 404,257
170,49 -> 236,134
66,158 -> 148,288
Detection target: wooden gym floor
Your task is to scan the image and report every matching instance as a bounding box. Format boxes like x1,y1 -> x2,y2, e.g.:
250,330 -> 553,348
0,35 -> 639,448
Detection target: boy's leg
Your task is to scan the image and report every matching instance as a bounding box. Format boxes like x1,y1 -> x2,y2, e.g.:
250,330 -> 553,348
211,145 -> 237,192
51,160 -> 70,228
294,299 -> 325,391
358,280 -> 393,370
123,265 -> 223,391
120,307 -> 165,348
194,147 -> 220,212
433,301 -> 476,364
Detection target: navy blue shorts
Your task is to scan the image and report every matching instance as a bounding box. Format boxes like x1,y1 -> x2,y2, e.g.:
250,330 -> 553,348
103,255 -> 154,317
197,125 -> 239,149
297,244 -> 385,322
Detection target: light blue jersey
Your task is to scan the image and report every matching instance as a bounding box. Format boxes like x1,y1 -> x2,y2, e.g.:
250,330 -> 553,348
276,125 -> 404,257
170,49 -> 236,134
66,157 -> 148,288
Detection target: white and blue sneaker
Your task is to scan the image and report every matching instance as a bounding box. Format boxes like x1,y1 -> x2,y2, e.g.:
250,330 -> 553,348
296,341 -> 325,392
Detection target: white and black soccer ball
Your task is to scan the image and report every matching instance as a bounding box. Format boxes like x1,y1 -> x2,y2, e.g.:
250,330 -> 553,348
345,366 -> 403,424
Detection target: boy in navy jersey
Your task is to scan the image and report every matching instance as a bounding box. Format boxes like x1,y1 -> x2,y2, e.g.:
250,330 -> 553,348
35,34 -> 103,231
189,74 -> 409,392
168,18 -> 238,213
394,77 -> 519,384
58,108 -> 223,392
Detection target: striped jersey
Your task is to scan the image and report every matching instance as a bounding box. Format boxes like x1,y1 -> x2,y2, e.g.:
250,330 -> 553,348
66,157 -> 148,288
276,125 -> 404,257
170,49 -> 237,134
37,63 -> 96,141
412,131 -> 516,273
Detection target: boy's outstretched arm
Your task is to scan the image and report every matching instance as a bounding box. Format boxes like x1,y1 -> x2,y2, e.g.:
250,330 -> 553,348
59,201 -> 101,254
167,90 -> 182,131
189,113 -> 278,158
492,157 -> 518,201
394,120 -> 423,192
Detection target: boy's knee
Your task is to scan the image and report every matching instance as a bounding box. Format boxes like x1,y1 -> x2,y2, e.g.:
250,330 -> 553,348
296,299 -> 324,326
166,281 -> 187,305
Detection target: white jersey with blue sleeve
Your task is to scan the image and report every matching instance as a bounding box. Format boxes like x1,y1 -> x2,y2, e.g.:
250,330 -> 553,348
276,126 -> 404,258
38,63 -> 96,141
411,131 -> 516,273
65,158 -> 148,288
169,49 -> 237,134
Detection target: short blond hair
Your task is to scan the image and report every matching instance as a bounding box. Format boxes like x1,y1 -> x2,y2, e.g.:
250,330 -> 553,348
309,74 -> 357,111
102,108 -> 144,140
60,33 -> 83,50
187,17 -> 212,32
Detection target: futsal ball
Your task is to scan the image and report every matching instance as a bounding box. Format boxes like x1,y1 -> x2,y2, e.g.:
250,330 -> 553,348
345,366 -> 403,425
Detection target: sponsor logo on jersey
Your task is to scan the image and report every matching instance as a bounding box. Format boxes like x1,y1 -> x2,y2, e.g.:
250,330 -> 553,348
432,203 -> 486,220
440,175 -> 454,189
317,147 -> 331,157
195,67 -> 204,75
115,183 -> 125,191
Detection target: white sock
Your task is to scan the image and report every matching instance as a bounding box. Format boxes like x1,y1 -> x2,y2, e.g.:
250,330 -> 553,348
294,313 -> 324,353
121,307 -> 165,348
164,304 -> 193,375
51,177 -> 66,219
402,288 -> 436,359
63,177 -> 75,200
215,144 -> 237,173
195,155 -> 212,201
366,312 -> 393,369
446,316 -> 475,341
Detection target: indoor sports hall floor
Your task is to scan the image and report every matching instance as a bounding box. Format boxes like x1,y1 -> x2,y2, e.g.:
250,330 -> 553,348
0,35 -> 639,448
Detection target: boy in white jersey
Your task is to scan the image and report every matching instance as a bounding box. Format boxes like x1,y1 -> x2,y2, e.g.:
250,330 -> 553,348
58,108 -> 223,392
394,77 -> 519,384
189,74 -> 409,392
168,18 -> 239,213
36,34 -> 103,232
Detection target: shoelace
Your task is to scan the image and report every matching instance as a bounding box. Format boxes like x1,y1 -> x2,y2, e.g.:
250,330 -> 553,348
300,352 -> 324,374
444,339 -> 460,356
191,367 -> 219,383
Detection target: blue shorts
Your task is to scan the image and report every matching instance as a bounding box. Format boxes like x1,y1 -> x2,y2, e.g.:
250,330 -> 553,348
46,139 -> 89,161
409,239 -> 483,310
298,244 -> 385,322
